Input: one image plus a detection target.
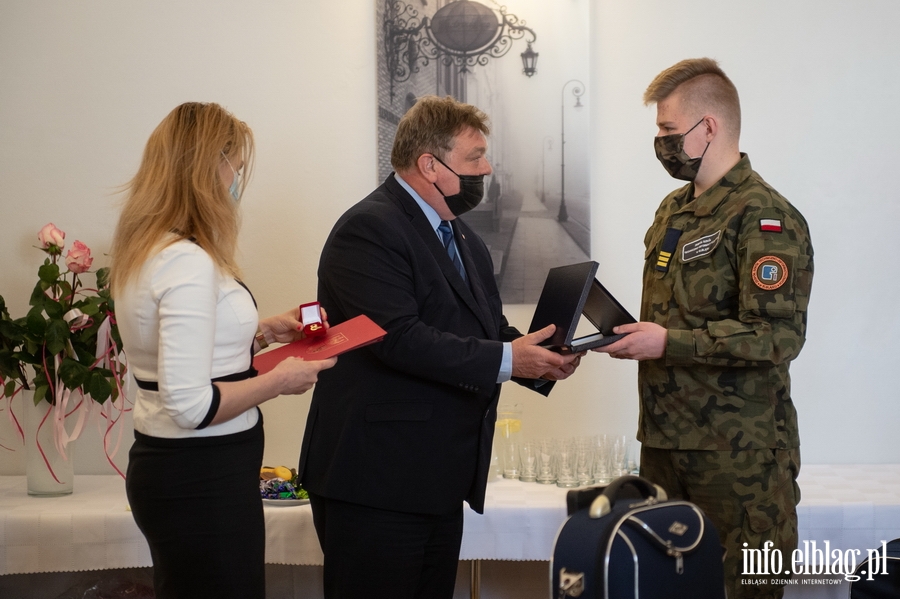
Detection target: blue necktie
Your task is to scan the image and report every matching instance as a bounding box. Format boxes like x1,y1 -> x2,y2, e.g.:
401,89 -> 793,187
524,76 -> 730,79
438,221 -> 466,282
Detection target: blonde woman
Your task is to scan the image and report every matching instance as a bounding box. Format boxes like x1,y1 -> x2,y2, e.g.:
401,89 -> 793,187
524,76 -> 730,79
110,102 -> 335,599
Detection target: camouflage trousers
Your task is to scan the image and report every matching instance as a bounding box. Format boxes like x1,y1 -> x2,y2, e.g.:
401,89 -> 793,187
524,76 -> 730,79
640,446 -> 801,599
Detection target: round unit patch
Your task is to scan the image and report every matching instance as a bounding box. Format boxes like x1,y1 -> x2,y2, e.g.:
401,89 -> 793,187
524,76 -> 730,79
751,256 -> 788,291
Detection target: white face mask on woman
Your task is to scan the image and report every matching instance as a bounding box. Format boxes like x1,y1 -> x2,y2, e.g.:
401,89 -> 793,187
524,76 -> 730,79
221,151 -> 242,202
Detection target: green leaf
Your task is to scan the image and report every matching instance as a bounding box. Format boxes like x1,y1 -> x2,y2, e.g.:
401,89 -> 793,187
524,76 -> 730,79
44,319 -> 70,356
73,344 -> 95,365
4,380 -> 17,397
0,349 -> 23,380
88,371 -> 112,403
79,297 -> 101,316
26,308 -> 47,337
33,385 -> 49,404
0,319 -> 26,343
44,298 -> 64,319
95,367 -> 114,379
38,263 -> 60,284
110,324 -> 123,348
57,280 -> 73,303
32,367 -> 49,388
59,357 -> 90,389
29,282 -> 46,308
96,267 -> 110,289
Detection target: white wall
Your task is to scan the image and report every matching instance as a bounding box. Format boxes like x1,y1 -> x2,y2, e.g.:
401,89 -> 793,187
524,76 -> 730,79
1,0 -> 897,479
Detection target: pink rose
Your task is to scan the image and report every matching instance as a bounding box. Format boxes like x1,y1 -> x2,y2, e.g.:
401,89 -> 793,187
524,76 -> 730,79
38,223 -> 66,253
65,240 -> 93,274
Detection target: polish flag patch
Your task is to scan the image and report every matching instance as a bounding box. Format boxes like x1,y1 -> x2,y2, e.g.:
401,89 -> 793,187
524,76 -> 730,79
760,218 -> 782,233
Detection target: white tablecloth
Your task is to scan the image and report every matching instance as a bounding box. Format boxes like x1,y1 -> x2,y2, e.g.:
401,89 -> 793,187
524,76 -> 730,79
2,465 -> 899,576
0,475 -> 325,575
462,478 -> 568,561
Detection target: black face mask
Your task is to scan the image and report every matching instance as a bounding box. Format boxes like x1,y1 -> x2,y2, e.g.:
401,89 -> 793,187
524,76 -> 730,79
432,155 -> 485,217
653,117 -> 710,181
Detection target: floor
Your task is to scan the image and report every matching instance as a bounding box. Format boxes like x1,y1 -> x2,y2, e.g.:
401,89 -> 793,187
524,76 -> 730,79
0,561 -> 856,598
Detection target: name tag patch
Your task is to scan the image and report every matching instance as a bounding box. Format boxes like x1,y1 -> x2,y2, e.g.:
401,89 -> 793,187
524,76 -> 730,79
681,230 -> 722,263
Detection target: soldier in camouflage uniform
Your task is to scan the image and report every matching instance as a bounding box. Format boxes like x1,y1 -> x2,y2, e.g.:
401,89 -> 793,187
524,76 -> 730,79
597,58 -> 813,599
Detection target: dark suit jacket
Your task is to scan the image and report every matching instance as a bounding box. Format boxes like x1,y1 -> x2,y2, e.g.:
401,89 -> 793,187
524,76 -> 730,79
298,175 -> 552,515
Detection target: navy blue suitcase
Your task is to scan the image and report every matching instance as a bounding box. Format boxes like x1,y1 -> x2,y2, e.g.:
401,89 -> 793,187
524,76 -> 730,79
551,476 -> 726,599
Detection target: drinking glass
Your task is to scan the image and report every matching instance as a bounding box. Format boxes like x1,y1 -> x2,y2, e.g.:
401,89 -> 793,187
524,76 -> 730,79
627,440 -> 641,475
518,440 -> 537,482
555,438 -> 578,488
502,439 -> 520,479
612,435 -> 629,478
493,403 -> 522,479
575,437 -> 594,486
535,438 -> 556,484
592,434 -> 612,485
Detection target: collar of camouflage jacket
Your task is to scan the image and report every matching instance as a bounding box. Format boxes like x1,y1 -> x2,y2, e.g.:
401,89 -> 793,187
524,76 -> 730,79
677,153 -> 752,217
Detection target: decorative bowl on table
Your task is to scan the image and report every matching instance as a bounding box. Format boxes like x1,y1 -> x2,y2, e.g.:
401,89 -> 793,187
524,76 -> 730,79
260,466 -> 310,505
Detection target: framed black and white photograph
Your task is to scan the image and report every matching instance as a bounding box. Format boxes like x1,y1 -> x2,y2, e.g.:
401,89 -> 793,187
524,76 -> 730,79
376,0 -> 590,304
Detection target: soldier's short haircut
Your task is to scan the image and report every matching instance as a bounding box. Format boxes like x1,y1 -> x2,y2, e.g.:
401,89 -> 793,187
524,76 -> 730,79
644,57 -> 741,139
391,95 -> 490,172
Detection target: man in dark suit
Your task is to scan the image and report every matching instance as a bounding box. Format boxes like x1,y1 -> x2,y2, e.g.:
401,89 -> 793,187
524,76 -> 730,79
298,96 -> 582,599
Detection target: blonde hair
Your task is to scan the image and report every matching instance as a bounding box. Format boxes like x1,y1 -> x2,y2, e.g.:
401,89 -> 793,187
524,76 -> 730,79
110,102 -> 254,297
391,95 -> 490,171
644,57 -> 741,139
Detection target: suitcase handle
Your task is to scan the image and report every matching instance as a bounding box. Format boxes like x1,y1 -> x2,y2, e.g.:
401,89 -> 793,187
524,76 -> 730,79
589,475 -> 667,519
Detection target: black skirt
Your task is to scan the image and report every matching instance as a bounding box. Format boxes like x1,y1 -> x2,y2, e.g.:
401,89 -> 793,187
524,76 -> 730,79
126,413 -> 265,599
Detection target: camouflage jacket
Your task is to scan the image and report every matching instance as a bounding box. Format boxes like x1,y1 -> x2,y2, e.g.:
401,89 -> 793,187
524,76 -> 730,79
638,154 -> 813,450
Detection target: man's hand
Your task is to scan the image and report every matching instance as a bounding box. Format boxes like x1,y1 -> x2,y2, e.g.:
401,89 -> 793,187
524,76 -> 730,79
540,352 -> 584,381
511,325 -> 581,380
593,322 -> 666,361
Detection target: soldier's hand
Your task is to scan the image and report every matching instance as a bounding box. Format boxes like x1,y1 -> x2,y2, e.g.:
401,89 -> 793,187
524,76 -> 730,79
594,322 -> 666,361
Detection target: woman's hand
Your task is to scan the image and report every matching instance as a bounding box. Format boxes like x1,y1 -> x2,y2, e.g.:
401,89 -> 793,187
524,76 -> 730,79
211,354 -> 337,425
258,306 -> 330,345
271,356 -> 338,395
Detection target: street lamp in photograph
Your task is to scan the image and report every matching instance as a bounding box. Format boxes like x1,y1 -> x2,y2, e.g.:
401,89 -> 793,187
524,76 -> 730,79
382,0 -> 539,101
559,79 -> 585,222
541,136 -> 552,203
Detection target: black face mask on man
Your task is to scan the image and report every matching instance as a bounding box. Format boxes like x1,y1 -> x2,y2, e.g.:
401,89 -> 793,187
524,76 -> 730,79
432,155 -> 485,217
653,117 -> 710,181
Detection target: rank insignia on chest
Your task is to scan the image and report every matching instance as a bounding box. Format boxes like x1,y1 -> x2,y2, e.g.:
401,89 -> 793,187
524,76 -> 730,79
760,218 -> 782,233
655,228 -> 683,272
752,255 -> 789,290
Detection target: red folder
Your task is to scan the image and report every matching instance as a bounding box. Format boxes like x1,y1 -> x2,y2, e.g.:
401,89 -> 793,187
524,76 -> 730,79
253,314 -> 387,374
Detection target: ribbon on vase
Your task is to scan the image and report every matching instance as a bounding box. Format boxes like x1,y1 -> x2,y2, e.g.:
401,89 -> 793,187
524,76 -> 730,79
48,353 -> 88,462
94,313 -> 129,478
31,310 -> 100,481
30,310 -> 130,482
1,379 -> 24,450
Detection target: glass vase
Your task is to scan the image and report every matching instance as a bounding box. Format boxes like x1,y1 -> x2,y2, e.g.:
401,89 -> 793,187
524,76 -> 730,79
22,391 -> 75,496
